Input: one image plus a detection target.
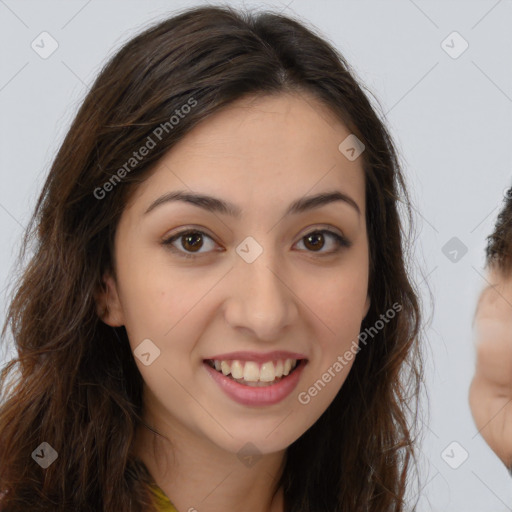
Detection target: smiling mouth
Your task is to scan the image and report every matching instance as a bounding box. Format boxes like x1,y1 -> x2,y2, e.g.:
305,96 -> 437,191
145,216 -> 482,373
204,358 -> 305,387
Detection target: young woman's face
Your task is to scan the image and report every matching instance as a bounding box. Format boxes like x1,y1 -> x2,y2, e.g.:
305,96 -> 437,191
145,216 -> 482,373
99,92 -> 370,455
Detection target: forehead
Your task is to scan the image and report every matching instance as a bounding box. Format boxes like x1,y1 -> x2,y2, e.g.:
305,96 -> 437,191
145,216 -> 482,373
169,91 -> 354,165
128,91 -> 366,215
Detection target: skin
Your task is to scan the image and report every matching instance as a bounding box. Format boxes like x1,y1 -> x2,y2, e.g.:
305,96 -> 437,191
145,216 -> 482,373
95,91 -> 371,512
470,265 -> 512,469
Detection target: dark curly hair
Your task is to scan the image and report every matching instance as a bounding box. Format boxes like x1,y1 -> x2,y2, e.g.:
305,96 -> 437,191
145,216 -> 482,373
485,187 -> 512,275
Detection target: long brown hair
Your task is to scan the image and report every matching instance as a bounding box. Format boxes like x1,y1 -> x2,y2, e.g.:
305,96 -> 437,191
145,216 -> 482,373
0,5 -> 424,511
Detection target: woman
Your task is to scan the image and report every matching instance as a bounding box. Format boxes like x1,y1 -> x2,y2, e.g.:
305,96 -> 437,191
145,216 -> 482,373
0,5 -> 424,511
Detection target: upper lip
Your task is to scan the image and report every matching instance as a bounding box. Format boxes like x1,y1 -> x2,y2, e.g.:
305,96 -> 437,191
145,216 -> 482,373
204,351 -> 308,364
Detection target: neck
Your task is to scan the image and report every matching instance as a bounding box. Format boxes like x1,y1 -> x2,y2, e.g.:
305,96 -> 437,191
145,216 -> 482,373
132,412 -> 286,512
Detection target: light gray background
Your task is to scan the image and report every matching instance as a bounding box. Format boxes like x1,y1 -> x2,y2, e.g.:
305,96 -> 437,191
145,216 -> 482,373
1,0 -> 511,510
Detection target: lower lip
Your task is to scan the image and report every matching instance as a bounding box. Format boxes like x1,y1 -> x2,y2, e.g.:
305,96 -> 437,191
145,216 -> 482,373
203,360 -> 306,406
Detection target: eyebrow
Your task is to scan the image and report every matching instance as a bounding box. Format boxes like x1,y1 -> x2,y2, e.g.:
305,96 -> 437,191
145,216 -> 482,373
144,190 -> 361,218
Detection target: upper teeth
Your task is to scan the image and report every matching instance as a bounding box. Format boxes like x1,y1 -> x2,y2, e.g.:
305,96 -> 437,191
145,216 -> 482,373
211,359 -> 298,382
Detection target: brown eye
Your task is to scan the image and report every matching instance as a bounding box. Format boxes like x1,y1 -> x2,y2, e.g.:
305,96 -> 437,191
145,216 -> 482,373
303,232 -> 326,251
162,229 -> 217,259
181,232 -> 204,252
296,229 -> 351,255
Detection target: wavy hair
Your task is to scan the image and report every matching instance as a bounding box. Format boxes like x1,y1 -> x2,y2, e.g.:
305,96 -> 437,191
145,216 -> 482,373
0,5 -> 424,511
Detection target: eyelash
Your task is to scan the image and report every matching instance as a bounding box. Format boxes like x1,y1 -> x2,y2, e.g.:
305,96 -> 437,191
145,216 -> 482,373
162,227 -> 351,260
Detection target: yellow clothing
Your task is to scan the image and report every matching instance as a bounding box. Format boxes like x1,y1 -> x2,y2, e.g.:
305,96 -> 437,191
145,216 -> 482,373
150,483 -> 178,512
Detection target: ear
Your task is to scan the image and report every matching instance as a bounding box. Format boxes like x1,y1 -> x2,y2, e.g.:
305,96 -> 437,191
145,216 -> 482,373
363,294 -> 371,318
94,272 -> 125,327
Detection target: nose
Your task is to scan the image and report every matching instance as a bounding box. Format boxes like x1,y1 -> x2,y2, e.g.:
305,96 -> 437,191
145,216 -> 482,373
223,245 -> 298,342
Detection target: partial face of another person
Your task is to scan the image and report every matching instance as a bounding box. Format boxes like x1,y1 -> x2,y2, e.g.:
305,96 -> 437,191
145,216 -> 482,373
470,266 -> 512,467
98,92 -> 371,455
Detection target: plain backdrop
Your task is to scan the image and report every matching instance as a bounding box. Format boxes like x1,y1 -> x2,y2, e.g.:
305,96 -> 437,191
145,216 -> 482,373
1,1 -> 511,510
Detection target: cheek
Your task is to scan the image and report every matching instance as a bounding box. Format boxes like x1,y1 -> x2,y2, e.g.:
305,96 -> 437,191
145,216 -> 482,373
120,268 -> 227,387
294,269 -> 368,407
302,266 -> 368,336
120,261 -> 212,339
